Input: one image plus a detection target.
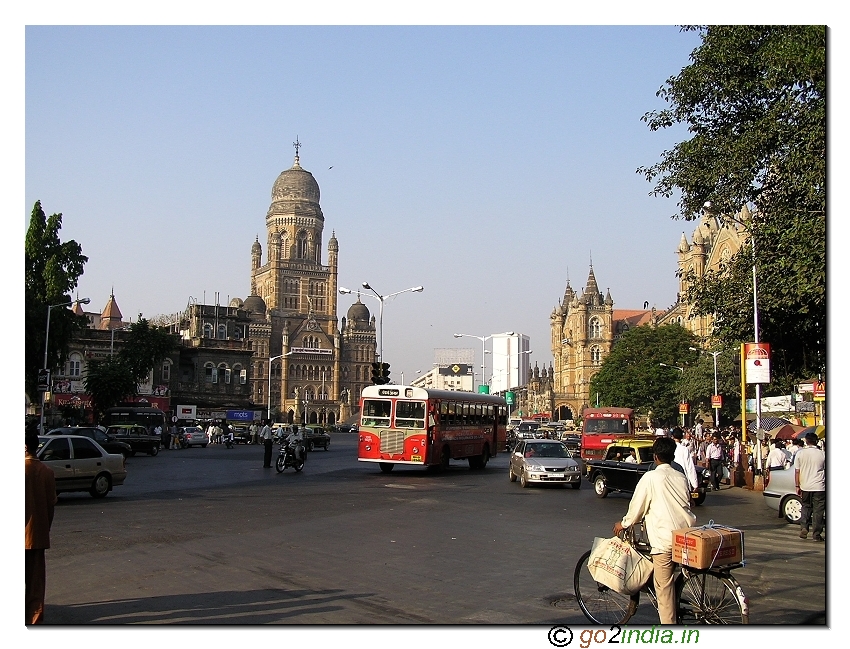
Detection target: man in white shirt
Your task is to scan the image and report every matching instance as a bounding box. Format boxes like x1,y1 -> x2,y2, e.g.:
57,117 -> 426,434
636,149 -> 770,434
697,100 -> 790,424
623,449 -> 638,463
794,432 -> 825,541
671,428 -> 699,491
766,440 -> 790,472
261,419 -> 274,468
614,437 -> 696,625
705,435 -> 724,491
286,427 -> 306,461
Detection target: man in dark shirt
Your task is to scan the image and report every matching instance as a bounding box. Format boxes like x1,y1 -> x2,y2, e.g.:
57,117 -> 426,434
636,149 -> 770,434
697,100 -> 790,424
26,428 -> 57,624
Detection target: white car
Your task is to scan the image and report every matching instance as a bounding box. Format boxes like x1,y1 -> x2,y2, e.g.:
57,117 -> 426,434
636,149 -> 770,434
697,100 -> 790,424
37,435 -> 127,498
763,467 -> 803,523
509,439 -> 582,488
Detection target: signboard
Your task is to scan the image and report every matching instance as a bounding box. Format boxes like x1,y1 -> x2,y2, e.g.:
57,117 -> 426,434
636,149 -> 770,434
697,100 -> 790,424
439,364 -> 472,376
813,380 -> 825,402
679,403 -> 690,415
289,347 -> 333,355
226,410 -> 255,422
478,385 -> 490,394
744,342 -> 771,384
37,369 -> 50,392
176,405 -> 197,420
711,395 -> 722,409
505,391 -> 515,405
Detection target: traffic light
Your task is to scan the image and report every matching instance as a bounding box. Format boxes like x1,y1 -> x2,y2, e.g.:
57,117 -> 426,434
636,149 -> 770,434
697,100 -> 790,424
381,362 -> 390,383
371,362 -> 382,384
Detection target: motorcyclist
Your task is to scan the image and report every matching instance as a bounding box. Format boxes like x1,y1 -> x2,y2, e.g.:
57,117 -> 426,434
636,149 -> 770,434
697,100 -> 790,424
285,426 -> 305,462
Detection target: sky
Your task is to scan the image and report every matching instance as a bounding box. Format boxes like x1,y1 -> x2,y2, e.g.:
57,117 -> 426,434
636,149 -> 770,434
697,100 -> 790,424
7,4 -> 846,644
21,23 -> 711,384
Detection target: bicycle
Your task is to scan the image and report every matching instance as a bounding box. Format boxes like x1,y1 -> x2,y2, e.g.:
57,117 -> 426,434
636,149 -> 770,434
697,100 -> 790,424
574,526 -> 748,625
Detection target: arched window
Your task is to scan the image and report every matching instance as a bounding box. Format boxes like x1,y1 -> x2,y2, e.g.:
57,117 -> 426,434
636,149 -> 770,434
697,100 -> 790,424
296,231 -> 308,259
205,362 -> 216,383
589,317 -> 602,339
161,359 -> 172,382
219,363 -> 230,384
67,352 -> 83,377
203,323 -> 213,338
591,346 -> 602,366
217,324 -> 227,340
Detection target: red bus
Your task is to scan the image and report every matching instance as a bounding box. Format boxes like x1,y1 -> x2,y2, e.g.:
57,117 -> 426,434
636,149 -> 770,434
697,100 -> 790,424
358,385 -> 507,473
580,407 -> 636,462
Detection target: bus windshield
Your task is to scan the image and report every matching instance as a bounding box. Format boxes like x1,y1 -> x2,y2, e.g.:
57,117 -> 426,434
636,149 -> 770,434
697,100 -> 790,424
395,401 -> 426,429
584,418 -> 631,434
362,399 -> 391,427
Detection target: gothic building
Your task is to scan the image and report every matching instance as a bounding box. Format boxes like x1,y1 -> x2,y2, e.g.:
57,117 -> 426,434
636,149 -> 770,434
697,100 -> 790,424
232,145 -> 376,425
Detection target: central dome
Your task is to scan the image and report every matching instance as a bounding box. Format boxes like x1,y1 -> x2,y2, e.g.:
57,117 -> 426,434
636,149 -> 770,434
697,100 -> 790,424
271,157 -> 320,206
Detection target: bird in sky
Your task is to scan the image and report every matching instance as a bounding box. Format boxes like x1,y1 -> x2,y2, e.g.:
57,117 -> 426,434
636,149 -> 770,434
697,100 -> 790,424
328,166 -> 334,169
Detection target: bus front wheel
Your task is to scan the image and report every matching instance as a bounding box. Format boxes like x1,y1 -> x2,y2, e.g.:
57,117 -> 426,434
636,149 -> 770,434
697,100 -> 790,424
379,463 -> 394,474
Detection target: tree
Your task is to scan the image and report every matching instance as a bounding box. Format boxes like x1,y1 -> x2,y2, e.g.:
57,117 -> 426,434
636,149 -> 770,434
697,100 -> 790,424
589,324 -> 701,426
679,347 -> 742,426
638,26 -> 826,385
25,201 -> 88,401
84,316 -> 177,422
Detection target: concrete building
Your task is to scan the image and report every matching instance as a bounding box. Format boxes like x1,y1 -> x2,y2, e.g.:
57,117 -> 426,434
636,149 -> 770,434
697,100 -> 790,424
489,332 -> 530,393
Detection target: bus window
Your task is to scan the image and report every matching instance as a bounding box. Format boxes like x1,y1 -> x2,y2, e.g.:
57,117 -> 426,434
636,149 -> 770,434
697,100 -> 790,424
362,399 -> 392,427
447,402 -> 456,426
395,401 -> 426,429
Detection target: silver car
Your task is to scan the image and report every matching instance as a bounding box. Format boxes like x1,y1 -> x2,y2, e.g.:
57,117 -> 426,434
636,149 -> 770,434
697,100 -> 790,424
182,426 -> 208,448
509,439 -> 582,489
37,435 -> 127,498
763,466 -> 803,523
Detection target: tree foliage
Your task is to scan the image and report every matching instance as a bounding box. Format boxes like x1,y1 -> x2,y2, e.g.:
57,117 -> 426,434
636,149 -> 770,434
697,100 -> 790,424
84,316 -> 177,422
638,26 -> 826,384
590,324 -> 701,426
25,201 -> 88,401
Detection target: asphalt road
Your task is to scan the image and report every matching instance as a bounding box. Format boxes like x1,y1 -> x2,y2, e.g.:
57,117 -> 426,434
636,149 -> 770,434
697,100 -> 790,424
43,434 -> 826,626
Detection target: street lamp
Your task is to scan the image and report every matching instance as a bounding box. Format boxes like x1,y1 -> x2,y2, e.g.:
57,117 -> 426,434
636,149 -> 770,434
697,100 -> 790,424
267,350 -> 296,420
454,331 -> 514,392
659,363 -> 686,427
691,347 -> 723,428
339,283 -> 423,362
40,297 -> 90,432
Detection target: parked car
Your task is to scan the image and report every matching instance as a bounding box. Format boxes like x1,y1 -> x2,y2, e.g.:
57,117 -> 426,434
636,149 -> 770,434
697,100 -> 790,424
231,425 -> 251,444
508,439 -> 582,489
47,426 -> 133,458
37,434 -> 127,498
764,466 -> 807,523
105,424 -> 161,456
179,426 -> 206,448
303,426 -> 331,451
585,438 -> 657,497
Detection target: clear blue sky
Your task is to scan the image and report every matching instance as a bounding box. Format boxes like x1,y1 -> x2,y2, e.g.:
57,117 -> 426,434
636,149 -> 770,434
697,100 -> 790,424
23,24 -> 708,382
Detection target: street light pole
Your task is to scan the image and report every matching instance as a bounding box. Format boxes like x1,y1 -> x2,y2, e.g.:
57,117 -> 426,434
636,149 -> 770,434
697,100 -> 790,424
690,346 -> 723,429
40,297 -> 90,432
267,350 -> 296,421
339,283 -> 424,363
454,331 -> 514,392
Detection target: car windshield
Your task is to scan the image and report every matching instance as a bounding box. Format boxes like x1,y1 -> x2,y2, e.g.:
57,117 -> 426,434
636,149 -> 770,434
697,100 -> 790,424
527,443 -> 570,458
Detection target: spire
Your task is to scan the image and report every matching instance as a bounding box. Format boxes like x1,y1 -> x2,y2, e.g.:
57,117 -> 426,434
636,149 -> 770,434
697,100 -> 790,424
604,288 -> 613,306
100,292 -> 124,330
584,264 -> 599,296
292,136 -> 302,168
678,232 -> 690,253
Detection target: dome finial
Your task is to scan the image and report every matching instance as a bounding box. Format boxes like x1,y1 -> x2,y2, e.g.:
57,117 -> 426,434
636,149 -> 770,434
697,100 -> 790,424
292,136 -> 302,167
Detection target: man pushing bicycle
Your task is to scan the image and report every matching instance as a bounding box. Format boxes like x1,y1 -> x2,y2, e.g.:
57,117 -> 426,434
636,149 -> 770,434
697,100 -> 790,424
613,437 -> 696,624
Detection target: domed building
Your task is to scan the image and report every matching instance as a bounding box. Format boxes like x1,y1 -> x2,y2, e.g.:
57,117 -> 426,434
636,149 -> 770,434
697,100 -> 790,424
241,144 -> 376,425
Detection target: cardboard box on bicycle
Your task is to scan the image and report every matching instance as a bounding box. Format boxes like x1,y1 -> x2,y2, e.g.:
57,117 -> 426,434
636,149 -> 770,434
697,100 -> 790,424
672,525 -> 744,569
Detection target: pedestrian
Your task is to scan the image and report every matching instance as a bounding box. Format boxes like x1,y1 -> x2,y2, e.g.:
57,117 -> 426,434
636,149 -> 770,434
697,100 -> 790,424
794,432 -> 825,541
169,423 -> 178,449
261,419 -> 274,468
154,424 -> 164,447
250,422 -> 258,445
671,428 -> 699,491
613,437 -> 696,625
26,426 -> 57,625
767,439 -> 790,472
705,434 -> 724,491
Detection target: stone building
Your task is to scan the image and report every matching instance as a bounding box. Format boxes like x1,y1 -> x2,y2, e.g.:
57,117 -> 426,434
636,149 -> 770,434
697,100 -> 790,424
229,145 -> 376,425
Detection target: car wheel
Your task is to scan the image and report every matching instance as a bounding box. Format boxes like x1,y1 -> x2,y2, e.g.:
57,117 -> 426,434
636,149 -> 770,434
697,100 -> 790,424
90,472 -> 111,498
307,441 -> 314,452
379,462 -> 394,474
129,450 -> 137,457
202,444 -> 207,448
781,495 -> 803,524
149,445 -> 159,456
594,475 -> 609,498
509,466 -> 517,482
571,480 -> 581,490
692,491 -> 706,506
520,469 -> 529,488
324,441 -> 330,450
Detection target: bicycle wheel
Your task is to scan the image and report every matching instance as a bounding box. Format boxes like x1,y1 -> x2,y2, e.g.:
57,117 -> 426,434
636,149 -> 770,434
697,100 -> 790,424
678,570 -> 748,624
574,550 -> 639,625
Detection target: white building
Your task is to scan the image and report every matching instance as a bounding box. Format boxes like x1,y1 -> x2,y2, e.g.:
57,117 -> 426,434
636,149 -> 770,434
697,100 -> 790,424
410,348 -> 475,392
489,333 -> 530,394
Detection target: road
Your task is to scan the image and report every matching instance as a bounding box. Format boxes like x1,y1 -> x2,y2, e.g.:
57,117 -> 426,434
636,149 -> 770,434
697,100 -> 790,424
43,434 -> 825,625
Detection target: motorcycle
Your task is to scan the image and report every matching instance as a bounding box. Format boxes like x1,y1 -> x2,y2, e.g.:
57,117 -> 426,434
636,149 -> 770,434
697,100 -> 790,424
275,438 -> 306,473
691,466 -> 712,506
224,434 -> 235,449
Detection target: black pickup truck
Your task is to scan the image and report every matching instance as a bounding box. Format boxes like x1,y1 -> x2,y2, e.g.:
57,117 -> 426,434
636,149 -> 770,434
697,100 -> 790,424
585,442 -> 707,505
105,424 -> 161,456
